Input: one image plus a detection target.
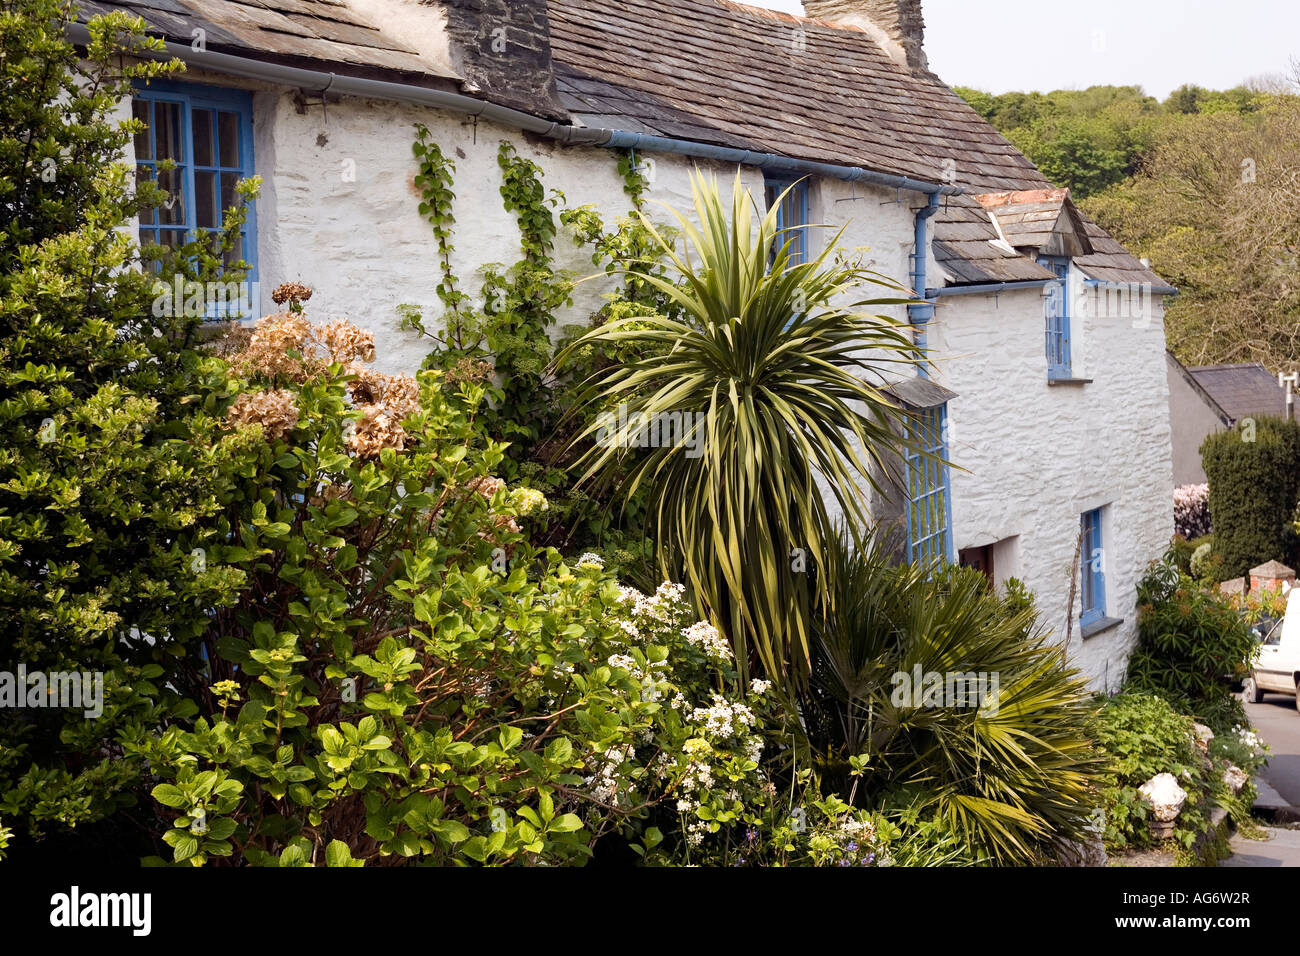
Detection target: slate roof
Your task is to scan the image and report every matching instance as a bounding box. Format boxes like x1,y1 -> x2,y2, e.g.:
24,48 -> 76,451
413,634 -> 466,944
76,0 -> 456,82
545,0 -> 1166,290
931,196 -> 1055,284
547,0 -> 1041,190
80,0 -> 1169,290
1187,363 -> 1288,424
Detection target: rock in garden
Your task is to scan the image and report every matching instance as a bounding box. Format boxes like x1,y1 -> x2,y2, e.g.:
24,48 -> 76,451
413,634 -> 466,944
1055,834 -> 1108,867
1191,722 -> 1214,754
1138,772 -> 1188,822
1223,764 -> 1248,794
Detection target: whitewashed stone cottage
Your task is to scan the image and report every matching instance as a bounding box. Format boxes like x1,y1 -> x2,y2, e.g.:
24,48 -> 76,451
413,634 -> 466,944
78,0 -> 1176,688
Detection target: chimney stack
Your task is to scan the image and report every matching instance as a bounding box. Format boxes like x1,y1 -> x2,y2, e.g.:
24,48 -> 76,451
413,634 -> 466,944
802,0 -> 929,73
430,0 -> 567,120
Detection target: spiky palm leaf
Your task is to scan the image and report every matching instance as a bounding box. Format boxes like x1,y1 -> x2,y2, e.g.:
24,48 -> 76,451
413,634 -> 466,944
556,172 -> 922,688
805,532 -> 1104,864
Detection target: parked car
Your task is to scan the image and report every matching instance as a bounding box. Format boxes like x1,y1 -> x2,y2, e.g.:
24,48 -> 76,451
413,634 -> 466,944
1242,588 -> 1300,710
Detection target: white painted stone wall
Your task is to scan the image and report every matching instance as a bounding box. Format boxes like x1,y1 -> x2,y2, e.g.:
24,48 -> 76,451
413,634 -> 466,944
254,90 -> 779,374
929,274 -> 1174,690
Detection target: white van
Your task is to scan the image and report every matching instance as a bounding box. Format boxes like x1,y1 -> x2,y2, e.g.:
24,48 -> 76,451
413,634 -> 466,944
1242,586 -> 1300,710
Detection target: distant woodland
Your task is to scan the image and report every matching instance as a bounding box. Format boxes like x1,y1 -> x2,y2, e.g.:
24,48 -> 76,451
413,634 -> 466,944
957,78 -> 1300,371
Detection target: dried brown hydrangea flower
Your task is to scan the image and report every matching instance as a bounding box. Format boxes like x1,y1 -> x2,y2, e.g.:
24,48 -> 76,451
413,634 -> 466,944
345,365 -> 418,419
347,405 -> 407,459
226,388 -> 300,440
271,281 -> 313,307
320,320 -> 375,365
464,475 -> 505,499
221,292 -> 421,458
229,313 -> 379,385
230,311 -> 318,383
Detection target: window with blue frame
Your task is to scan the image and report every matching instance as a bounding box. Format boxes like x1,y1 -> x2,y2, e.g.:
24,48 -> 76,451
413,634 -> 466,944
904,403 -> 954,565
132,81 -> 257,282
1080,507 -> 1107,627
1038,255 -> 1071,378
765,178 -> 810,267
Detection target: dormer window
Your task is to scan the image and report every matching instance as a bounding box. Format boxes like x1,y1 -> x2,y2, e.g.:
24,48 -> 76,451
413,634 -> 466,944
975,188 -> 1094,383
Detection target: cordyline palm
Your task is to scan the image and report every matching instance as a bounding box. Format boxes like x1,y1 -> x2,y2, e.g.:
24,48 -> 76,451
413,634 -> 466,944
556,172 -> 922,690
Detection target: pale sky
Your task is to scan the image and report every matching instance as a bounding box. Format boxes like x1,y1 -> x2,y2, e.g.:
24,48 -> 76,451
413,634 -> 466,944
745,0 -> 1299,99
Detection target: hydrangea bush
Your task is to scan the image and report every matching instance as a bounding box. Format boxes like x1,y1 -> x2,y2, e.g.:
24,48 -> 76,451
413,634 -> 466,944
138,300 -> 915,866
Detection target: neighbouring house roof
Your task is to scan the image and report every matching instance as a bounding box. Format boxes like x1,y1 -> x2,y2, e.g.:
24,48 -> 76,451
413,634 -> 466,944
1187,362 -> 1287,424
79,0 -> 1168,291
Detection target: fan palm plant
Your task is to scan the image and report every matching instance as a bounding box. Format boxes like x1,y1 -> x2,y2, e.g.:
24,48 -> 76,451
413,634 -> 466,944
556,172 -> 924,690
803,531 -> 1104,864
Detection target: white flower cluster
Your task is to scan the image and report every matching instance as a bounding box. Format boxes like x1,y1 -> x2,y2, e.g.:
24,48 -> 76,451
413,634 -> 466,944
621,582 -> 688,626
690,694 -> 756,739
607,653 -> 640,676
606,653 -> 669,702
681,621 -> 733,662
583,744 -> 632,805
576,551 -> 604,569
1233,725 -> 1265,756
750,678 -> 771,695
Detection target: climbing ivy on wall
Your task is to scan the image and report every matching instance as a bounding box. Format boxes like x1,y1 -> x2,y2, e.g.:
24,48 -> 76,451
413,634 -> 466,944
411,124 -> 471,344
404,134 -> 670,581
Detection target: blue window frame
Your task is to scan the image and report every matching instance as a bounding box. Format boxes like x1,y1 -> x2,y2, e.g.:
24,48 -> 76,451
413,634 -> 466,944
132,80 -> 257,285
904,403 -> 954,565
765,178 -> 810,267
1081,507 -> 1107,627
1038,255 -> 1071,379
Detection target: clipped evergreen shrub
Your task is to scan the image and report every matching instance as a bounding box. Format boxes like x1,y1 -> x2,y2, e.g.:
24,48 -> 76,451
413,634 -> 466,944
1200,415 -> 1300,580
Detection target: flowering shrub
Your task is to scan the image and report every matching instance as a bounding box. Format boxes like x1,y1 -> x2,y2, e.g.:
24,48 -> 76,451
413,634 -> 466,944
134,298 -> 815,866
1189,541 -> 1219,582
1173,483 -> 1211,540
1210,725 -> 1268,779
1226,582 -> 1288,625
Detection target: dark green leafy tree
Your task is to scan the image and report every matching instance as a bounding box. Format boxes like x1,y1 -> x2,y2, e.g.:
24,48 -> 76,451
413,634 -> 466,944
0,0 -> 251,856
